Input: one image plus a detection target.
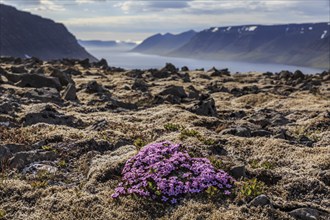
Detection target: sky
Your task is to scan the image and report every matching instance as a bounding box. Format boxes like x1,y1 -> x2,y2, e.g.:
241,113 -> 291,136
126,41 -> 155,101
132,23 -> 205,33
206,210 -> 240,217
1,0 -> 329,42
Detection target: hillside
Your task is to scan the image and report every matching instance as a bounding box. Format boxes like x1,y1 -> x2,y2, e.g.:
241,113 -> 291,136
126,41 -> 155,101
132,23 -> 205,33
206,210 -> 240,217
135,23 -> 330,69
0,58 -> 329,219
0,4 -> 96,61
132,30 -> 196,55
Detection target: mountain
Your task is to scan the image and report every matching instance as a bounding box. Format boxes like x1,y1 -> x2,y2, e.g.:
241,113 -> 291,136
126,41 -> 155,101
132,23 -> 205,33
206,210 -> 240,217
132,30 -> 196,55
0,4 -> 96,61
78,40 -> 137,49
136,23 -> 330,69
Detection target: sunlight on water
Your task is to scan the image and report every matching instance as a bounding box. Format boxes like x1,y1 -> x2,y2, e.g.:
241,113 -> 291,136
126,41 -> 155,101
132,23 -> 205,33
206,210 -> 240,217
86,47 -> 325,74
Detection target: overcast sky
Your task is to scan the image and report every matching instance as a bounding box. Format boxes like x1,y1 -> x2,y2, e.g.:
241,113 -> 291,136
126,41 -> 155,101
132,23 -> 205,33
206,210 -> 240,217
1,0 -> 329,42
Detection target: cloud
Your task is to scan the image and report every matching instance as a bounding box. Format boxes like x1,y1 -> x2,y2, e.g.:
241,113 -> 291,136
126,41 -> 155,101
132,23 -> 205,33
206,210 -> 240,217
2,0 -> 65,11
114,0 -> 192,13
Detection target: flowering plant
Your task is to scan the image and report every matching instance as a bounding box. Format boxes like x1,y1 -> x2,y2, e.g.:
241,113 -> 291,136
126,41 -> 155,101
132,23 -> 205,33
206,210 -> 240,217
112,141 -> 234,204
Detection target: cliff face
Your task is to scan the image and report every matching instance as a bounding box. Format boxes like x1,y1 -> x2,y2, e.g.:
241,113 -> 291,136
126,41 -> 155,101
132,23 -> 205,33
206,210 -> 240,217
0,4 -> 96,61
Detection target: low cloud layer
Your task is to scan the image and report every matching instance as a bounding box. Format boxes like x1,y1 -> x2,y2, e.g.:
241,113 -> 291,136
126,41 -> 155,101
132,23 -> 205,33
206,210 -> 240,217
2,0 -> 329,41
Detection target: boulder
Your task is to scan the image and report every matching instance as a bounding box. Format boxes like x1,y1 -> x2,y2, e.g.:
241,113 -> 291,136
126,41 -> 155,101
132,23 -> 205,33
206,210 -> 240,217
85,80 -> 105,94
62,83 -> 78,101
94,58 -> 108,69
293,70 -> 305,80
181,66 -> 189,71
189,97 -> 218,117
50,69 -> 74,86
15,74 -> 62,90
159,85 -> 187,98
132,78 -> 149,92
160,63 -> 177,73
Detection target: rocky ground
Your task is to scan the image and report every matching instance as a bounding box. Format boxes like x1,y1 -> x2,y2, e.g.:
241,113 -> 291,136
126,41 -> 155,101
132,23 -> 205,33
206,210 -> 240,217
0,57 -> 329,220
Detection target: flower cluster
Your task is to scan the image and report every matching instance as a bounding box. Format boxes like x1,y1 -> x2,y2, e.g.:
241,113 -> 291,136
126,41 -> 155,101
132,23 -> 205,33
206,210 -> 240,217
112,141 -> 234,204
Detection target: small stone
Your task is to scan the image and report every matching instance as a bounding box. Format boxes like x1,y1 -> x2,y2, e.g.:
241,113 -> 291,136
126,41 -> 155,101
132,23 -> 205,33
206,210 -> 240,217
249,194 -> 271,207
229,165 -> 246,179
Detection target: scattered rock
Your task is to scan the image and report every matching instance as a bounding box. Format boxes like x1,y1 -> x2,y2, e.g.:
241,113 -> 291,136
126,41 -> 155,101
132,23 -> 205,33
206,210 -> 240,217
181,66 -> 189,71
189,97 -> 218,117
23,87 -> 62,103
249,194 -> 271,207
16,74 -> 62,91
289,208 -> 319,220
220,126 -> 251,137
50,69 -> 74,86
132,78 -> 149,92
159,85 -> 187,99
85,80 -> 105,94
94,58 -> 108,69
62,83 -> 78,101
21,104 -> 83,127
229,165 -> 246,179
9,150 -> 57,170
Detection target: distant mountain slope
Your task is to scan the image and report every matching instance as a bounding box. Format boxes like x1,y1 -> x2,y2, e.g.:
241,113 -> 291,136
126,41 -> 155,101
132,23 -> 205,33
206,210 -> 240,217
136,23 -> 330,69
0,4 -> 96,61
132,30 -> 196,55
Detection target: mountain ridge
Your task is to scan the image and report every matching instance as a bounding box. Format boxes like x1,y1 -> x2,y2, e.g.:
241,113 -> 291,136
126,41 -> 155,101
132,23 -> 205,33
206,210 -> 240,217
134,23 -> 330,69
0,4 -> 96,61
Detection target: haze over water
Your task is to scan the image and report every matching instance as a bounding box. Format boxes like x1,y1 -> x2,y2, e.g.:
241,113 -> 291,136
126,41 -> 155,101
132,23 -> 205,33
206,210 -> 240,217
86,46 -> 324,74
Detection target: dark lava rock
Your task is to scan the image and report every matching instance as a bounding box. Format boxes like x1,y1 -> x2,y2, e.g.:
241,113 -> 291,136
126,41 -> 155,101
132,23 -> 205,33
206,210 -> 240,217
62,83 -> 78,101
85,80 -> 105,94
94,58 -> 108,69
181,66 -> 189,71
10,65 -> 26,73
9,150 -> 57,170
249,195 -> 271,207
23,87 -> 62,103
186,85 -> 200,99
208,67 -> 230,77
106,99 -> 138,110
160,63 -> 177,73
189,97 -> 218,117
16,74 -> 62,91
220,126 -> 252,137
206,82 -> 229,93
293,70 -> 305,80
132,78 -> 149,92
63,67 -> 82,76
2,72 -> 24,83
50,69 -> 74,86
289,208 -> 320,220
279,70 -> 293,80
251,129 -> 272,137
263,72 -> 273,76
229,165 -> 246,179
0,101 -> 20,115
159,86 -> 187,99
79,58 -> 91,69
152,63 -> 177,78
0,144 -> 29,161
178,72 -> 191,83
21,104 -> 83,127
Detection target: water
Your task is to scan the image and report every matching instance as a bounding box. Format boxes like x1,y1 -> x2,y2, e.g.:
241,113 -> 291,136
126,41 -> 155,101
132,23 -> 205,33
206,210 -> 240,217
85,46 -> 325,74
